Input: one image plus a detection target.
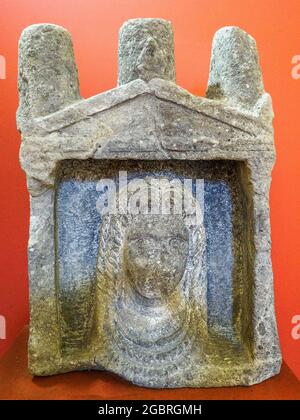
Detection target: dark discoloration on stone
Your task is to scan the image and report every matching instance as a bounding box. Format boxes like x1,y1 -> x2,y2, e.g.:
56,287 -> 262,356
18,19 -> 281,387
206,26 -> 265,112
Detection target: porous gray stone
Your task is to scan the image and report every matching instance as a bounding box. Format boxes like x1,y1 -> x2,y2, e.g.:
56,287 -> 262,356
18,18 -> 281,387
206,26 -> 266,112
17,24 -> 81,132
118,18 -> 175,85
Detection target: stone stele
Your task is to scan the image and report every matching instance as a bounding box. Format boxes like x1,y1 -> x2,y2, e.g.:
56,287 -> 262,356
17,18 -> 281,388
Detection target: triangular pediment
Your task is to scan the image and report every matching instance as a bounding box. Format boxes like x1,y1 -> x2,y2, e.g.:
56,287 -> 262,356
27,78 -> 272,158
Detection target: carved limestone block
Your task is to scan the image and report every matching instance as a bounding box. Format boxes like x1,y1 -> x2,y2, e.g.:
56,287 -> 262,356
18,18 -> 281,387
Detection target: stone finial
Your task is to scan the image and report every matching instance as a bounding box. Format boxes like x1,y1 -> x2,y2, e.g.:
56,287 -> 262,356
17,24 -> 81,131
206,26 -> 265,111
118,18 -> 176,85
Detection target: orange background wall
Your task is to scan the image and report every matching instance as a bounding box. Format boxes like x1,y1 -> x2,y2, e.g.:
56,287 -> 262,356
0,0 -> 299,381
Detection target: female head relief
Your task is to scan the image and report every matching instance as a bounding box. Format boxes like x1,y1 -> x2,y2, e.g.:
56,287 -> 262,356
94,177 -> 207,384
124,214 -> 189,301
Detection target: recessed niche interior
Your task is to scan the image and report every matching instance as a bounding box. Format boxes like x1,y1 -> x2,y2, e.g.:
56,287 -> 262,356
55,159 -> 254,361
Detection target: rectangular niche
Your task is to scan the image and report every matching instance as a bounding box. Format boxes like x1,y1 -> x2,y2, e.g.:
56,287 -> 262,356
55,159 -> 254,359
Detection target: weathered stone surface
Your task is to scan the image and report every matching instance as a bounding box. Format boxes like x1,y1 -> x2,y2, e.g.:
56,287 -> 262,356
17,24 -> 81,132
118,18 -> 175,85
206,26 -> 267,114
18,18 -> 281,387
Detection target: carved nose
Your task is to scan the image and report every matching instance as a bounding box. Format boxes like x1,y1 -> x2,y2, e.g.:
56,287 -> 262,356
154,247 -> 167,264
118,18 -> 175,85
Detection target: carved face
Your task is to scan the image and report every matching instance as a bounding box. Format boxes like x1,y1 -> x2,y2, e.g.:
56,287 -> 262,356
124,215 -> 189,300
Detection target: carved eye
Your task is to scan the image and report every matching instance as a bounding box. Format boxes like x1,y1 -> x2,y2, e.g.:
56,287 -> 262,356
130,237 -> 144,247
169,237 -> 185,249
